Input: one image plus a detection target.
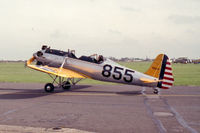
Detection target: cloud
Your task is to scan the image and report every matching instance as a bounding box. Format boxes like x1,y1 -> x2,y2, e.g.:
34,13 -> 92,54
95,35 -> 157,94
49,30 -> 61,39
89,0 -> 95,2
120,6 -> 139,12
168,15 -> 200,24
108,29 -> 122,35
49,30 -> 68,39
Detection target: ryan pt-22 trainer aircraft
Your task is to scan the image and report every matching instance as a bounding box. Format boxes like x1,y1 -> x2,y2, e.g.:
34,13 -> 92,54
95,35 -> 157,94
26,45 -> 174,94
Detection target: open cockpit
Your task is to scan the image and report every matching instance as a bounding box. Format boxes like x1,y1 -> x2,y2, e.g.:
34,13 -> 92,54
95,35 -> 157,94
41,45 -> 105,64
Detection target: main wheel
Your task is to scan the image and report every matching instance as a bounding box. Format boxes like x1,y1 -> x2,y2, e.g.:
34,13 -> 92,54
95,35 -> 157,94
44,83 -> 54,92
153,89 -> 159,94
62,81 -> 71,90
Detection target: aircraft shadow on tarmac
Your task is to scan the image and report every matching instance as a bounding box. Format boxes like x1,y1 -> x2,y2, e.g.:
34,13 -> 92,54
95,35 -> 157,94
116,91 -> 142,95
71,89 -> 142,96
0,85 -> 142,100
0,85 -> 91,100
71,85 -> 142,96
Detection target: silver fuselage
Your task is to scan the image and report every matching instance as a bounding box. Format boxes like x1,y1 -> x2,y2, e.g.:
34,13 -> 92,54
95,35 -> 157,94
35,52 -> 157,87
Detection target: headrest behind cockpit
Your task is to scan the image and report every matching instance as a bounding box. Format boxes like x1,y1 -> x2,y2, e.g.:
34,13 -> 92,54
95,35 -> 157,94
42,45 -> 48,50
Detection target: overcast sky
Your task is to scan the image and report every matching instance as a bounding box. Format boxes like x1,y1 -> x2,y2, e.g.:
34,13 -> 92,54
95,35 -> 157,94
0,0 -> 199,60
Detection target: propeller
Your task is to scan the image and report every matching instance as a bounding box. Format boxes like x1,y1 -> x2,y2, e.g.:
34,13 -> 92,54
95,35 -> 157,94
24,60 -> 27,68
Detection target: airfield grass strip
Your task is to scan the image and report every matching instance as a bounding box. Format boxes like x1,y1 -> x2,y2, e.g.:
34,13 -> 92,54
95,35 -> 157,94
0,62 -> 199,86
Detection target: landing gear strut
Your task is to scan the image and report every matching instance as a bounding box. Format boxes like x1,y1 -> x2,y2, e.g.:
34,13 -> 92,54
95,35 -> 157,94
43,74 -> 82,93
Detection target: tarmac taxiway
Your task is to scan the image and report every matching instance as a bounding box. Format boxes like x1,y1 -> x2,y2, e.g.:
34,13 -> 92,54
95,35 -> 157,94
0,83 -> 199,133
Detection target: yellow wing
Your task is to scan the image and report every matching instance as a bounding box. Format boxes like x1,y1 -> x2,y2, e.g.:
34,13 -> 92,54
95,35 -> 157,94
26,57 -> 86,78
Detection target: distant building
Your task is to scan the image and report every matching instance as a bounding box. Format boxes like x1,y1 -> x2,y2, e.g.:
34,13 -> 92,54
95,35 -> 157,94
173,57 -> 191,64
192,59 -> 200,64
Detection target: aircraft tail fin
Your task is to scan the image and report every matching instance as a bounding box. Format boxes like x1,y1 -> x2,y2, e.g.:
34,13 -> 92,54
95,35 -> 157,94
145,54 -> 174,89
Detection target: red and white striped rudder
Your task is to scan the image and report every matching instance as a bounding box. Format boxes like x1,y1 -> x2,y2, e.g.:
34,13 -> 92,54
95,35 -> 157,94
157,55 -> 174,89
161,59 -> 174,89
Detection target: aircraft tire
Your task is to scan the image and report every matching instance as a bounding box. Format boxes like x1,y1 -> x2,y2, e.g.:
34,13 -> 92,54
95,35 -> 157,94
62,81 -> 71,90
153,89 -> 158,94
44,83 -> 54,92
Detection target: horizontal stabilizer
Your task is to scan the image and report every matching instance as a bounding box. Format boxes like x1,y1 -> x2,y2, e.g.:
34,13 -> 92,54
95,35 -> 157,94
140,78 -> 161,83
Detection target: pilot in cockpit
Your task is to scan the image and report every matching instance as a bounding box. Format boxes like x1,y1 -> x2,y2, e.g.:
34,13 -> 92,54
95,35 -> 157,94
97,55 -> 104,63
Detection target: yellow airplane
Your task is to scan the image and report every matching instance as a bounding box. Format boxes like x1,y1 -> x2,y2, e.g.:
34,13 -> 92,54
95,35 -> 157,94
26,45 -> 174,94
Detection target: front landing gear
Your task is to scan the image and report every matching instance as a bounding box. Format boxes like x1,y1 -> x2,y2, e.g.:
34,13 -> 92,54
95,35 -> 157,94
43,74 -> 82,93
45,83 -> 55,92
62,81 -> 71,90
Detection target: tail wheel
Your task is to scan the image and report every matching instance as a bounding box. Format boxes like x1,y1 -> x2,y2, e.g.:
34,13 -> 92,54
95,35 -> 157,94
62,81 -> 71,90
153,89 -> 159,94
44,83 -> 54,92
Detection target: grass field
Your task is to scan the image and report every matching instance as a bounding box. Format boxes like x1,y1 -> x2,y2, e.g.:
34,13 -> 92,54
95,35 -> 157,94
0,62 -> 199,86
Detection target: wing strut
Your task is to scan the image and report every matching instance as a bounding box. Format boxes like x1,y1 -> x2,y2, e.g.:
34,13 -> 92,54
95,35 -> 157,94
26,56 -> 86,92
59,57 -> 68,73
